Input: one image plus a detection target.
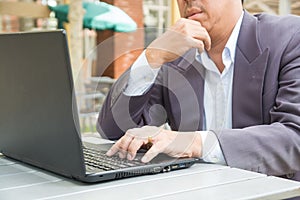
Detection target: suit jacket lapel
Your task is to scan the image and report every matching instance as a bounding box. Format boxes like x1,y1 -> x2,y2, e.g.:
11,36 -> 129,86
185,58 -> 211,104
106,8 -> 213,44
232,11 -> 270,128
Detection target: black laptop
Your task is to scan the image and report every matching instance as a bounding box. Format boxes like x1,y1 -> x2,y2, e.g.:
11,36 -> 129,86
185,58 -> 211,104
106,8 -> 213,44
0,30 -> 196,183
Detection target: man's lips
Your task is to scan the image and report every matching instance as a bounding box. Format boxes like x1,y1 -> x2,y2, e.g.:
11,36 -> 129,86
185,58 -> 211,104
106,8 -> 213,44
188,12 -> 203,19
186,8 -> 203,18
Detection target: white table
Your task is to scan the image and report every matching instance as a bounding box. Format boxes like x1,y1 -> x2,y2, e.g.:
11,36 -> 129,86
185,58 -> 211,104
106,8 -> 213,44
1,154 -> 300,200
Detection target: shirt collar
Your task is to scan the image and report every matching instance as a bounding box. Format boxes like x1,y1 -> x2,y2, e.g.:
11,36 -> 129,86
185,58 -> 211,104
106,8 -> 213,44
225,11 -> 244,63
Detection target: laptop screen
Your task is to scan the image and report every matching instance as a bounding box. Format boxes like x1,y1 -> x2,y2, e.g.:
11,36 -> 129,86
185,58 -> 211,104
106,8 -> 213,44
0,30 -> 86,178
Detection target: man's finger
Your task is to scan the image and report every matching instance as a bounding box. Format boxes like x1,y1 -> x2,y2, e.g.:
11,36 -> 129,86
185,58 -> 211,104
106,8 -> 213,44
184,18 -> 211,51
106,144 -> 119,156
193,30 -> 211,51
190,39 -> 205,53
127,138 -> 145,160
106,135 -> 133,156
141,144 -> 162,163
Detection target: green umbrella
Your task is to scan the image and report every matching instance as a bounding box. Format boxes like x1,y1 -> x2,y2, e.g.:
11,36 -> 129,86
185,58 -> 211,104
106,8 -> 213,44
49,2 -> 137,32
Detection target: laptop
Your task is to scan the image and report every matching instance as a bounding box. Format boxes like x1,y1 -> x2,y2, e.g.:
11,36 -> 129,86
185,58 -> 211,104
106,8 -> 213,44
0,30 -> 197,183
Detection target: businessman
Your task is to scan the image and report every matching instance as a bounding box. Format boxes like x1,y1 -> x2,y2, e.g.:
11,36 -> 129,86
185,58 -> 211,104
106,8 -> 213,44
97,0 -> 300,185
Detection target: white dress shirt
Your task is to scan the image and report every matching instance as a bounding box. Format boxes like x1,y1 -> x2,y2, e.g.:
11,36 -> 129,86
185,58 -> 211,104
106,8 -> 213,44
124,12 -> 244,164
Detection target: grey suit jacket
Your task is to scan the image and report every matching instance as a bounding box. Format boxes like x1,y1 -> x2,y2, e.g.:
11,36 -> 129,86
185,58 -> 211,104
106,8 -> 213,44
97,11 -> 300,180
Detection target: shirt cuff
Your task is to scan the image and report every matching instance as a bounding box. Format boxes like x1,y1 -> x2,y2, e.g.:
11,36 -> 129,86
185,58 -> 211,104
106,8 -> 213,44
197,131 -> 226,165
124,51 -> 160,96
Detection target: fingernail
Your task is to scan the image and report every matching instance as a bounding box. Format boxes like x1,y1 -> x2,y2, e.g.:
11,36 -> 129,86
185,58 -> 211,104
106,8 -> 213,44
127,154 -> 132,160
118,152 -> 125,159
106,150 -> 111,155
141,156 -> 148,163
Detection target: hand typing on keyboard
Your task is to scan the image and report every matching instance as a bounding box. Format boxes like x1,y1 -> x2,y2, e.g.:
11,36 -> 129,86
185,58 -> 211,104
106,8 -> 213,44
106,126 -> 202,163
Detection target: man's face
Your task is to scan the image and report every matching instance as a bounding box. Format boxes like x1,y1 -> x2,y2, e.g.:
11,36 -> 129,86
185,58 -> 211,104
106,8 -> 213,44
176,0 -> 234,33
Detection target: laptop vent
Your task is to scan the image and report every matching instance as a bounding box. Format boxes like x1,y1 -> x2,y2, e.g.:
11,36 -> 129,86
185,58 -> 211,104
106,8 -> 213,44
115,169 -> 151,179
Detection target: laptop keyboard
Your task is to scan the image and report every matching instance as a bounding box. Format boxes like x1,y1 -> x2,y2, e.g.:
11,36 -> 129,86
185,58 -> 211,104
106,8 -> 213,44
83,147 -> 145,171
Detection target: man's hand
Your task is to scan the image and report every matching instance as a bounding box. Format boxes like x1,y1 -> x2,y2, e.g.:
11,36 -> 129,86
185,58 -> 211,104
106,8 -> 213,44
106,126 -> 203,163
145,18 -> 211,68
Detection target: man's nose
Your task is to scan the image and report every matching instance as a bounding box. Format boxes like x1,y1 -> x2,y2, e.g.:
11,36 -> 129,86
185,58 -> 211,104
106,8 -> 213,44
184,0 -> 198,7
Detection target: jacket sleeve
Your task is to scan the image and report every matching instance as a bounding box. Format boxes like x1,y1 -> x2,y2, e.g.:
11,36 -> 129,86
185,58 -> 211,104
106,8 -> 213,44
96,68 -> 168,140
215,29 -> 300,176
